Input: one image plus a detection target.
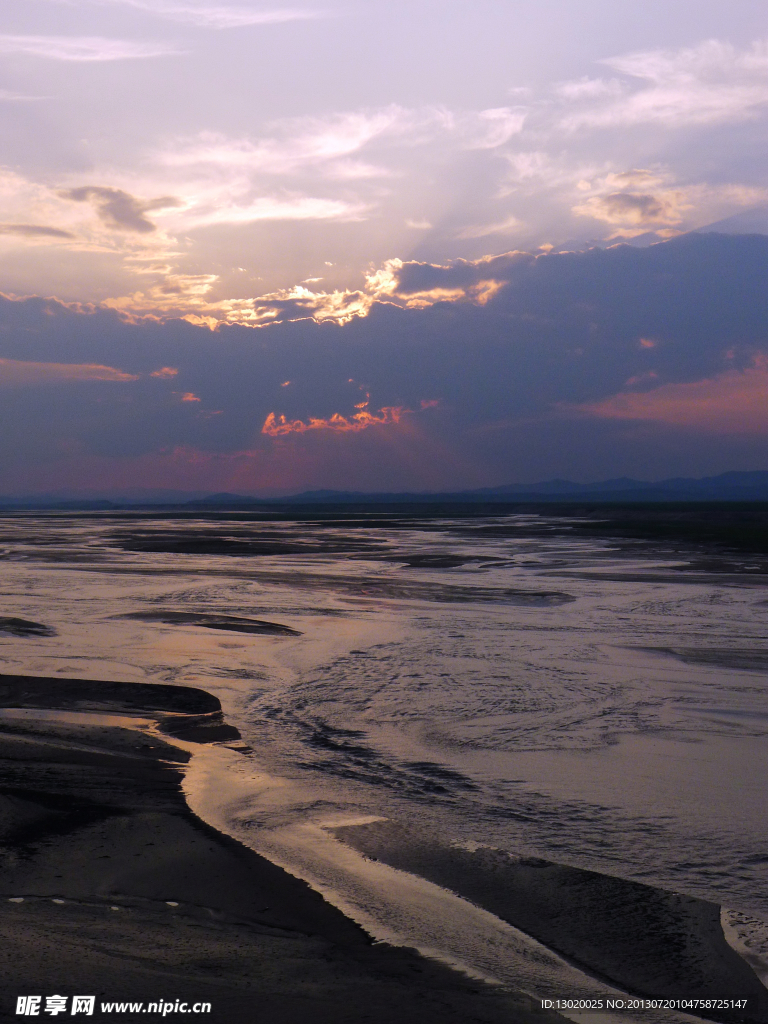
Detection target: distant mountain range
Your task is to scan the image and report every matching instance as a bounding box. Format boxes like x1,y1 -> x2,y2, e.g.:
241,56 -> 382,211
6,471 -> 768,508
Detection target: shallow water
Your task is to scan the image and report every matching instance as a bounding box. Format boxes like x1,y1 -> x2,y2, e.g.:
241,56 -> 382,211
1,508 -> 767,996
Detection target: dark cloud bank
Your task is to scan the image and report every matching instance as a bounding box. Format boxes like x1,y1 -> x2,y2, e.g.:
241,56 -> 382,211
1,232 -> 767,491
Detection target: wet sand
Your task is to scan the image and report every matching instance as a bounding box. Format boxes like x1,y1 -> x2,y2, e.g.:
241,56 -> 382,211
332,820 -> 768,1022
0,674 -> 557,1024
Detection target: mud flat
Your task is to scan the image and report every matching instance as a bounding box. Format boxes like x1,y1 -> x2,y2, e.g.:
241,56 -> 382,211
331,819 -> 768,1023
0,674 -> 555,1024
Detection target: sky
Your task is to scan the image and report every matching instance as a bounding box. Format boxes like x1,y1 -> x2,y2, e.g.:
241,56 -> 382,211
1,0 -> 768,495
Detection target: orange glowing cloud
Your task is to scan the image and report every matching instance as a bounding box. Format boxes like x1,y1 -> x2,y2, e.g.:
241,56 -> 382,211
571,360 -> 768,433
150,366 -> 178,377
262,403 -> 407,436
180,392 -> 201,402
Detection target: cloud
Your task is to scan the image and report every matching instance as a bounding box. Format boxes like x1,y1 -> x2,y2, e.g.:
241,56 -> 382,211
250,285 -> 373,324
0,34 -> 183,61
605,38 -> 768,83
121,249 -> 529,326
464,108 -> 527,149
1,233 -> 767,491
60,187 -> 183,232
157,104 -> 524,188
95,199 -> 768,329
0,170 -> 95,247
262,404 -> 407,436
364,252 -> 533,307
573,191 -> 687,228
185,194 -> 365,227
150,366 -> 179,377
455,215 -> 521,240
0,224 -> 75,239
321,160 -> 390,180
572,359 -> 768,433
564,166 -> 766,240
159,108 -> 415,175
2,35 -> 767,303
124,279 -> 376,326
554,77 -> 624,101
90,1 -> 323,29
0,358 -> 139,385
606,169 -> 664,188
102,272 -> 226,319
146,108 -> 433,231
20,51 -> 753,286
135,105 -> 483,238
560,39 -> 768,129
501,149 -> 585,190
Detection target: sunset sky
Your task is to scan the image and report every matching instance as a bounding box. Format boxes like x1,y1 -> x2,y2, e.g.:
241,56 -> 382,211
1,0 -> 768,495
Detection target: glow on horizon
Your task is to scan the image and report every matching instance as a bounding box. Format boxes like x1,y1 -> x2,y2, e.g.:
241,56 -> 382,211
572,359 -> 768,434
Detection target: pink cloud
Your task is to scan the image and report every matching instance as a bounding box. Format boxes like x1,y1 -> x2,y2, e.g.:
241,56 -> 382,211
571,361 -> 768,433
0,357 -> 138,384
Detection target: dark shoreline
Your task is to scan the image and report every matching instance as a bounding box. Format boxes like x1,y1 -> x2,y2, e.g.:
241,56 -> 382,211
0,674 -> 555,1024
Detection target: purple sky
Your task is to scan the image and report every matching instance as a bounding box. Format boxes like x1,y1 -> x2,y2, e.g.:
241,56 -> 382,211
1,1 -> 768,494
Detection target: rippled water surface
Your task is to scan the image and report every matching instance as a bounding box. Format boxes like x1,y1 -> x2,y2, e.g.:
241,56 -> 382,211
1,508 -> 767,930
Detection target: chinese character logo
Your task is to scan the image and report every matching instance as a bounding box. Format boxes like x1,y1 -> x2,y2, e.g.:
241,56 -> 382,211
71,997 -> 95,1016
44,996 -> 67,1016
16,996 -> 41,1016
